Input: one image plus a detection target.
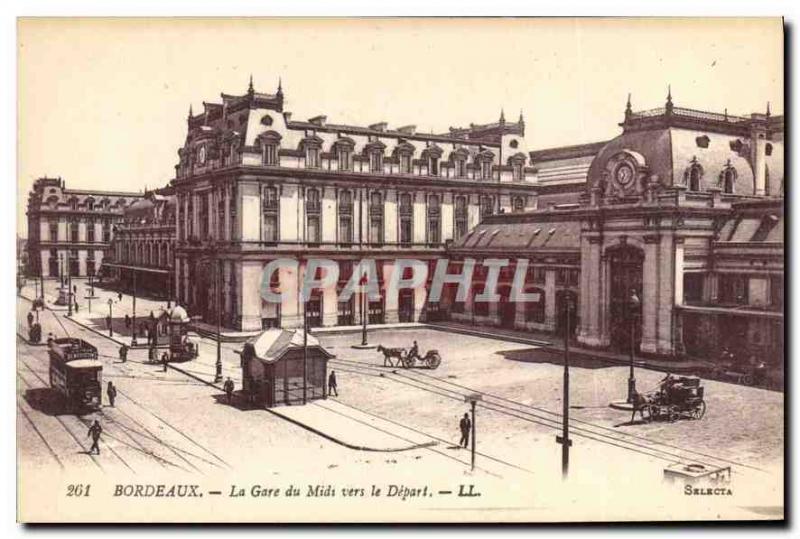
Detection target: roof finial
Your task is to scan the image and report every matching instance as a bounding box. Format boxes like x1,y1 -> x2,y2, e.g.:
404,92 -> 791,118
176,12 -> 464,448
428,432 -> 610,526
188,104 -> 193,119
724,108 -> 728,121
665,85 -> 674,114
248,74 -> 254,94
499,108 -> 505,123
519,109 -> 524,124
766,101 -> 771,117
277,77 -> 283,95
625,93 -> 632,117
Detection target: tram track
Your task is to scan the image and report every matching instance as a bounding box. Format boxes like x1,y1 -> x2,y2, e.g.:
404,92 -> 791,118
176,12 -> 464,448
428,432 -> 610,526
36,304 -> 233,472
329,357 -> 766,476
17,402 -> 65,470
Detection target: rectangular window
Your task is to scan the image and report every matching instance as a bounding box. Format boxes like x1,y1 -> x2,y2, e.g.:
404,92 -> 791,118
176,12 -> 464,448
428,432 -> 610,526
370,216 -> 383,244
263,144 -> 278,166
683,273 -> 704,304
428,218 -> 441,244
87,221 -> 95,243
306,147 -> 320,169
481,160 -> 492,180
307,215 -> 320,243
70,220 -> 79,243
400,154 -> 411,174
339,215 -> 353,244
455,160 -> 466,178
49,222 -> 59,242
718,274 -> 749,305
338,149 -> 351,171
400,219 -> 412,245
370,153 -> 383,173
430,158 -> 439,176
513,163 -> 524,181
103,220 -> 110,243
199,193 -> 209,238
770,275 -> 783,309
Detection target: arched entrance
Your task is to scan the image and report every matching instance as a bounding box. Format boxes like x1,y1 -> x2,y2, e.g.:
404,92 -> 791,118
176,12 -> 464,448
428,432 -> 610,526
607,244 -> 644,351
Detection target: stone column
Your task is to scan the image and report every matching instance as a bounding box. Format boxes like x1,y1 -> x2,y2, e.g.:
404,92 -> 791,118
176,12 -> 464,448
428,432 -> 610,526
240,261 -> 263,331
279,261 -> 301,329
640,235 -> 660,354
598,253 -> 612,347
656,234 -> 677,355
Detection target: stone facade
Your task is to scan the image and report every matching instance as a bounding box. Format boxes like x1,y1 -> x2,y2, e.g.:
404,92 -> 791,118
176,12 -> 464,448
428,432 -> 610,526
25,177 -> 143,279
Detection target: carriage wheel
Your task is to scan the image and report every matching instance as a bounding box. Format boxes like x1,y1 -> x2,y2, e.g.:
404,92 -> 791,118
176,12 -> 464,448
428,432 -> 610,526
741,374 -> 753,386
648,404 -> 660,421
426,352 -> 441,369
401,354 -> 414,369
692,401 -> 707,420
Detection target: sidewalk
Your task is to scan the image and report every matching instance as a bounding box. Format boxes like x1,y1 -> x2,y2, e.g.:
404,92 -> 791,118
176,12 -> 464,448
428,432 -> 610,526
428,320 -> 715,374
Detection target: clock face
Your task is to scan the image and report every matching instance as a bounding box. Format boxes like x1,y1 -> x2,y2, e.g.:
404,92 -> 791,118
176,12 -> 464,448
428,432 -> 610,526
615,164 -> 634,186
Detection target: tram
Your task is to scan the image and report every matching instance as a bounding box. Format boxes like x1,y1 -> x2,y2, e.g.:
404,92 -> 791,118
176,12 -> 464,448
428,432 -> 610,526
48,338 -> 102,412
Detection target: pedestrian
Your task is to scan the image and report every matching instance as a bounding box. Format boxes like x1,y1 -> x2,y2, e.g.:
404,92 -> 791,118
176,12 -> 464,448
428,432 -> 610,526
124,314 -> 131,329
74,301 -> 79,313
106,382 -> 117,407
459,412 -> 471,449
27,311 -> 34,328
223,377 -> 235,404
161,351 -> 169,372
117,292 -> 122,302
46,333 -> 54,347
328,370 -> 338,397
87,420 -> 102,455
119,343 -> 128,363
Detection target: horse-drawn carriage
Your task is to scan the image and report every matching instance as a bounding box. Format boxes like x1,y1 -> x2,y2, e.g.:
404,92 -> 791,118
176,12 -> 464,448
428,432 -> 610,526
377,344 -> 442,369
633,376 -> 706,423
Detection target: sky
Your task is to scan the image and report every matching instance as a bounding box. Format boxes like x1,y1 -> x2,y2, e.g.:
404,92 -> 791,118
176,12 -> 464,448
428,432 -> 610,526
16,17 -> 783,236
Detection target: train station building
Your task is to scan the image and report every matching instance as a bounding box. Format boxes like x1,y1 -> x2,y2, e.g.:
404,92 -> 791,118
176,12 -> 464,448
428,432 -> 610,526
447,93 -> 784,362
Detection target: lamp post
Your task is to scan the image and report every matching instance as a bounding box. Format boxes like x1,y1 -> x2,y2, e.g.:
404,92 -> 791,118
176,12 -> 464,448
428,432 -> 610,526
67,255 -> 73,317
557,295 -> 575,479
361,276 -> 368,346
627,290 -> 641,403
464,393 -> 482,471
302,293 -> 308,404
132,270 -> 138,344
214,259 -> 222,383
107,298 -> 114,337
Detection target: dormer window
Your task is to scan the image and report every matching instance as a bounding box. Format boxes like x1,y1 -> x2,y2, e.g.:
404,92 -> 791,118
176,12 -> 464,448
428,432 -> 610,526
429,157 -> 439,176
455,159 -> 466,178
338,147 -> 351,171
688,164 -> 702,191
370,151 -> 383,173
481,160 -> 492,180
476,150 -> 495,181
400,154 -> 412,174
306,146 -> 321,169
263,144 -> 278,166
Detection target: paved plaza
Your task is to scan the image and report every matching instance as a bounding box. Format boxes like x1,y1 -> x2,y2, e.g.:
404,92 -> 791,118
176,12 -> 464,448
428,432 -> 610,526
17,282 -> 784,518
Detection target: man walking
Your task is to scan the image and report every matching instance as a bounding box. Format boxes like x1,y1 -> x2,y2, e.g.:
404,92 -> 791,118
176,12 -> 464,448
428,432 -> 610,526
119,344 -> 128,363
106,382 -> 117,407
117,291 -> 123,302
161,351 -> 169,372
124,314 -> 131,329
87,420 -> 102,455
328,370 -> 338,397
223,377 -> 235,404
459,412 -> 471,449
27,311 -> 34,328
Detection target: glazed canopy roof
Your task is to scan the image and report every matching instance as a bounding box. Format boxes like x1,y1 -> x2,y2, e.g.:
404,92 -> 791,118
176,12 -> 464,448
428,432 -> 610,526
451,217 -> 581,253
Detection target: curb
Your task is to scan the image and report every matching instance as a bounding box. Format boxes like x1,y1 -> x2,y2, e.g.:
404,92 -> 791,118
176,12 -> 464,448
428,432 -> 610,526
166,363 -> 433,453
62,314 -> 169,350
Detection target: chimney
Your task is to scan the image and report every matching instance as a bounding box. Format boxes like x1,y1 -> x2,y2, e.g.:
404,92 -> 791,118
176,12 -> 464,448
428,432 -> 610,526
309,115 -> 327,127
369,122 -> 388,132
750,113 -> 768,196
397,125 -> 417,135
283,111 -> 293,122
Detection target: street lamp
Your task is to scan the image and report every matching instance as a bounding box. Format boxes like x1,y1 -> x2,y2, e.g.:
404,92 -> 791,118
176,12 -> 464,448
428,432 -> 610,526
464,393 -> 482,471
627,290 -> 641,403
214,259 -> 222,383
556,294 -> 575,479
67,255 -> 73,317
107,298 -> 114,337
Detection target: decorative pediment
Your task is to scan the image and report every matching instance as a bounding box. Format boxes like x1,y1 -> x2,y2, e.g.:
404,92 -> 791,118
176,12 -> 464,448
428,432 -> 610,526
507,152 -> 527,165
449,147 -> 470,162
392,141 -> 416,158
420,143 -> 443,160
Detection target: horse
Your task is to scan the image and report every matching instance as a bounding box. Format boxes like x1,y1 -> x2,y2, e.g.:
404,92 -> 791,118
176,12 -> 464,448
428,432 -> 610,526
376,344 -> 406,367
630,390 -> 652,424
